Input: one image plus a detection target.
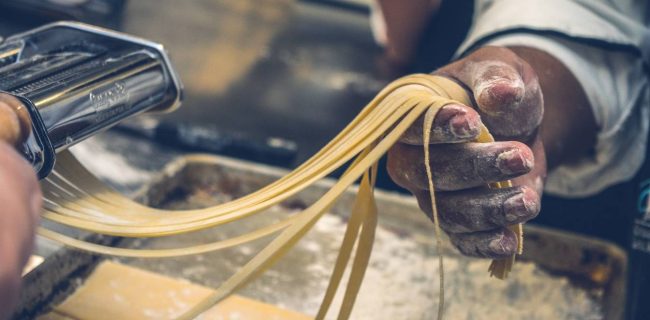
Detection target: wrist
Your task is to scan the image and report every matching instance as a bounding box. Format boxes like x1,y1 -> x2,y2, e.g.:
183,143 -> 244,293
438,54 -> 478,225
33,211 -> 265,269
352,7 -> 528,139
506,46 -> 597,169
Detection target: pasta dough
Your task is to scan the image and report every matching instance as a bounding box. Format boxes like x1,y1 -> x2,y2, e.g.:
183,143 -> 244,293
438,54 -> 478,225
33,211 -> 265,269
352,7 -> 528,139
37,74 -> 522,319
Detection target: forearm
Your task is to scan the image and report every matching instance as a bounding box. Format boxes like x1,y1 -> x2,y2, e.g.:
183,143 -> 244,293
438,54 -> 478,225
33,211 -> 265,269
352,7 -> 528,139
376,0 -> 441,65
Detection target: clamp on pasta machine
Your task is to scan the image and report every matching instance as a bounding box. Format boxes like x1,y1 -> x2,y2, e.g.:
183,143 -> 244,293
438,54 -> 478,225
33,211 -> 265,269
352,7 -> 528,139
0,21 -> 183,179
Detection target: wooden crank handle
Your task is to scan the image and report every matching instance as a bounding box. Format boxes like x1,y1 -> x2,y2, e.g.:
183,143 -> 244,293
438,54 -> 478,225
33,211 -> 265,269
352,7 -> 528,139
0,93 -> 31,147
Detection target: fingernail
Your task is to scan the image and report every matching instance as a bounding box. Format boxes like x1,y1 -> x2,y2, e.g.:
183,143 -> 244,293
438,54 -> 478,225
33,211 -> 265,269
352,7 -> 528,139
449,113 -> 479,139
504,193 -> 527,223
488,82 -> 524,105
496,149 -> 532,175
475,80 -> 525,114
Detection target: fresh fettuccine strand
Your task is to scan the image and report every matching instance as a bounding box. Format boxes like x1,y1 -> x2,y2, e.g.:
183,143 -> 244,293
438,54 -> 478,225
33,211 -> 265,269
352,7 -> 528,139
423,107 -> 446,319
38,74 -> 523,320
315,164 -> 378,319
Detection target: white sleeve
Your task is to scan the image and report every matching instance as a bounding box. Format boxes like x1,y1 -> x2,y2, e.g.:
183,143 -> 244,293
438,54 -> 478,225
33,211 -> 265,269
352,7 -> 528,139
456,0 -> 650,197
458,0 -> 650,62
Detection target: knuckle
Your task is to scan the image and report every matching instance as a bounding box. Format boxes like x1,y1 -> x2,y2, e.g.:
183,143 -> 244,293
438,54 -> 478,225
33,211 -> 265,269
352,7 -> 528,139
438,215 -> 469,234
414,191 -> 473,235
436,193 -> 481,233
448,233 -> 488,258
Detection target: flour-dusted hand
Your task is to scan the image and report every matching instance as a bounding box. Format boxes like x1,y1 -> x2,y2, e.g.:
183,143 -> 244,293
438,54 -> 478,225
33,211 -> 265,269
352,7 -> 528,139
388,47 -> 546,259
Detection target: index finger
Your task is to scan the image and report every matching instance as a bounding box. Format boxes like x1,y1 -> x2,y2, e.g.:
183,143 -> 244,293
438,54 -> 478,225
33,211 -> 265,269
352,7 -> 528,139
399,103 -> 482,145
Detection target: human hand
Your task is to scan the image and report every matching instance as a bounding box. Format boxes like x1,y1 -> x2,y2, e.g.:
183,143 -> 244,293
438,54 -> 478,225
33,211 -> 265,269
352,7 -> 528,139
0,96 -> 41,319
0,95 -> 31,147
387,46 -> 545,259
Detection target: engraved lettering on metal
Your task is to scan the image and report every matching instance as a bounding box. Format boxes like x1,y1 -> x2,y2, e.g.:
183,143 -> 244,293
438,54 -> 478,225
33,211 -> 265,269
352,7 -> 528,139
89,80 -> 128,113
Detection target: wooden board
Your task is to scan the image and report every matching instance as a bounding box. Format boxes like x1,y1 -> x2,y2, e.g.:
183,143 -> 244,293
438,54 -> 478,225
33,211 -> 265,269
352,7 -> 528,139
39,261 -> 311,320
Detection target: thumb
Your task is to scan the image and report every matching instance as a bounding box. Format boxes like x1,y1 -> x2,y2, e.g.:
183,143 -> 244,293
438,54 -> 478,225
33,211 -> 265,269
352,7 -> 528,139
436,47 -> 544,139
0,94 -> 31,146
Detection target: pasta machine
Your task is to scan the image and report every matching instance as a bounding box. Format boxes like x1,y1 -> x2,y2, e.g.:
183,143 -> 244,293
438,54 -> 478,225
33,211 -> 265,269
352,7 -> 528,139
0,21 -> 183,179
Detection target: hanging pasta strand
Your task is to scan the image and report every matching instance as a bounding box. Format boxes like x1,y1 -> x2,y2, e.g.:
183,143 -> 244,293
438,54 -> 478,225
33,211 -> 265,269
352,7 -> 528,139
315,161 -> 378,319
37,74 -> 523,320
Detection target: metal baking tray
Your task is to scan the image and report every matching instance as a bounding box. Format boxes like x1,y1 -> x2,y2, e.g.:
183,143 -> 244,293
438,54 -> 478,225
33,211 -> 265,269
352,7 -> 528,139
17,154 -> 627,319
